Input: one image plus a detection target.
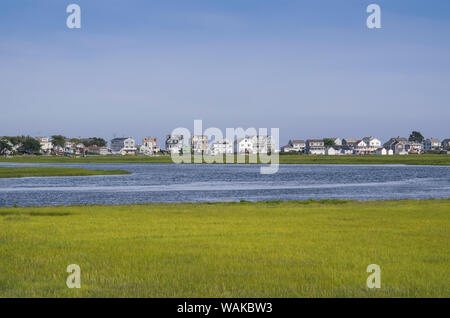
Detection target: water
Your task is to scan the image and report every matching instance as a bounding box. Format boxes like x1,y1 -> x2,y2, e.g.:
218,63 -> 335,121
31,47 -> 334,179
0,163 -> 449,206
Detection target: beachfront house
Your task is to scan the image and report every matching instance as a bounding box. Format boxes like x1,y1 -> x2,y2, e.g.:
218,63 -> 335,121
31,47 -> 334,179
253,135 -> 275,154
306,139 -> 325,155
234,137 -> 256,154
342,138 -> 357,147
209,139 -> 233,155
36,137 -> 52,154
353,140 -> 370,155
190,135 -> 208,154
140,137 -> 158,156
282,140 -> 306,153
111,137 -> 137,155
333,138 -> 342,146
442,139 -> 450,151
362,136 -> 382,152
166,135 -> 184,154
423,138 -> 441,151
325,146 -> 339,156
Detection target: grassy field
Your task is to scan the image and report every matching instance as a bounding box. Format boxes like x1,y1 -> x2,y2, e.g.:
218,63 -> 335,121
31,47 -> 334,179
0,199 -> 448,297
0,167 -> 130,178
0,154 -> 449,165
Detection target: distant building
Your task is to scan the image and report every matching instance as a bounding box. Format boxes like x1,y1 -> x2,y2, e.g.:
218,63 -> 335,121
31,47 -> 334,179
342,138 -> 357,147
141,137 -> 158,156
111,137 -> 136,155
442,139 -> 450,150
306,139 -> 325,155
87,146 -> 109,155
383,137 -> 408,150
253,135 -> 275,154
362,136 -> 382,152
354,140 -> 370,155
333,138 -> 342,146
234,137 -> 256,154
36,137 -> 52,153
423,138 -> 441,151
325,146 -> 339,156
209,139 -> 233,155
166,135 -> 184,154
281,140 -> 305,153
190,135 -> 208,154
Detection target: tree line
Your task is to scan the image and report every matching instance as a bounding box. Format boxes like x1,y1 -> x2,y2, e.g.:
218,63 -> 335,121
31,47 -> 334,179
0,135 -> 107,155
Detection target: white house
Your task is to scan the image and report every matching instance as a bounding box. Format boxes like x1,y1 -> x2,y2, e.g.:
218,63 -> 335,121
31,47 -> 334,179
333,138 -> 342,146
190,135 -> 208,154
306,139 -> 325,155
209,139 -> 233,155
141,137 -> 158,156
36,137 -> 52,153
353,140 -> 369,155
234,137 -> 256,154
111,137 -> 137,155
166,135 -> 184,154
281,140 -> 306,153
362,136 -> 382,152
423,138 -> 441,151
325,147 -> 339,156
252,135 -> 275,154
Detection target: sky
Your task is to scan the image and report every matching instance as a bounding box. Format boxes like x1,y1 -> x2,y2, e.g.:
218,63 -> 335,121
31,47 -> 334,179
1,0 -> 449,146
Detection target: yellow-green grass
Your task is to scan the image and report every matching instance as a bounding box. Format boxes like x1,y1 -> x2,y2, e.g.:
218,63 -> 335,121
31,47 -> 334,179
0,154 -> 450,165
0,167 -> 130,178
0,199 -> 449,297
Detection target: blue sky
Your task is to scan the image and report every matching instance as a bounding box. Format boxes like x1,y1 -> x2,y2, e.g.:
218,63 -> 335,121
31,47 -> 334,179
1,0 -> 449,145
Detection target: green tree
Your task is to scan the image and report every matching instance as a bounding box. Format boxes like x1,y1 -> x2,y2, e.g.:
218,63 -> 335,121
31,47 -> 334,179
51,135 -> 66,149
409,131 -> 424,143
323,138 -> 335,147
21,136 -> 41,154
82,137 -> 106,147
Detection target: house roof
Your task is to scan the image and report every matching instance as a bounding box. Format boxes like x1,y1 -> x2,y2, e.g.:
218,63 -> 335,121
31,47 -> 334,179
290,139 -> 305,144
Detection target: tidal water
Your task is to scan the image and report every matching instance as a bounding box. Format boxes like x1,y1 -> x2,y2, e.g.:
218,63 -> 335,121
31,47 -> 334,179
0,163 -> 449,207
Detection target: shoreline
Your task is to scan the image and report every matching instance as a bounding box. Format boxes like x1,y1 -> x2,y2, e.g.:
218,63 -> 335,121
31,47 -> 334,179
1,198 -> 449,210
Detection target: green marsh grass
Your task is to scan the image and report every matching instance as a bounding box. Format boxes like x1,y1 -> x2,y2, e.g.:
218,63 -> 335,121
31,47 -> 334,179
0,167 -> 130,178
0,199 -> 448,297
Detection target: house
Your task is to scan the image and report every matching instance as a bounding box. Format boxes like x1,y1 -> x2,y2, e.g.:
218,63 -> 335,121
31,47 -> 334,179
423,138 -> 441,151
86,145 -> 109,155
306,139 -> 325,155
166,135 -> 184,154
333,138 -> 342,146
36,137 -> 52,153
342,138 -> 357,147
325,147 -> 339,156
407,142 -> 423,154
234,137 -> 256,154
209,139 -> 233,155
393,141 -> 409,155
190,135 -> 208,154
281,140 -> 306,153
339,146 -> 354,155
383,137 -> 407,150
141,137 -> 158,156
111,137 -> 137,155
252,135 -> 275,154
362,136 -> 382,152
353,140 -> 370,155
442,139 -> 450,151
